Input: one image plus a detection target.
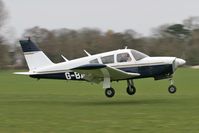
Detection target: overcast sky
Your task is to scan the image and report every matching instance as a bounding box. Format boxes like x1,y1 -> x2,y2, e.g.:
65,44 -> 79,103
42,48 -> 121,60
3,0 -> 199,39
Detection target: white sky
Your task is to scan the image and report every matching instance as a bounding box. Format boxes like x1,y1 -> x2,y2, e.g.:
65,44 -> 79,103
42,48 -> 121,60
3,0 -> 199,39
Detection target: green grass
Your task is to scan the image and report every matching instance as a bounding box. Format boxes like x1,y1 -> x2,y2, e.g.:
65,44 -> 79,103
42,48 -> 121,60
0,68 -> 199,133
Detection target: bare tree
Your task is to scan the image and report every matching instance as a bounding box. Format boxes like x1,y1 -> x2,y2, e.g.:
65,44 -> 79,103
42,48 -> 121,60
0,0 -> 9,68
19,16 -> 199,66
183,16 -> 199,30
0,0 -> 7,31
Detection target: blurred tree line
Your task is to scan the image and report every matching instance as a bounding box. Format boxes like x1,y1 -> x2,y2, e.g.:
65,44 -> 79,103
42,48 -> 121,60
0,0 -> 10,69
21,18 -> 199,66
1,0 -> 199,69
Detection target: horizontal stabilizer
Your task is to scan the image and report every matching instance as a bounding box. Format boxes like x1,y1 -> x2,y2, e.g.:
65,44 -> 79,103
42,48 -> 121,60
14,72 -> 36,75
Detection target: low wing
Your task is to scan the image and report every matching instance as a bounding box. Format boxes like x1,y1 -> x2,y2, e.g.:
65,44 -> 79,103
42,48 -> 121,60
72,64 -> 140,83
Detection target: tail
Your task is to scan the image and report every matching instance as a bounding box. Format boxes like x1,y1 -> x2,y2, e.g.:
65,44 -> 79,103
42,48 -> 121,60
19,39 -> 54,71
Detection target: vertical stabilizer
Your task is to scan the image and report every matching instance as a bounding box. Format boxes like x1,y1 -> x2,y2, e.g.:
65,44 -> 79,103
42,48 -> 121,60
19,39 -> 54,71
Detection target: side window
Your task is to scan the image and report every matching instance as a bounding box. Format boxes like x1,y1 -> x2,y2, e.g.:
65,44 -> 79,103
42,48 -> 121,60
117,53 -> 132,63
90,59 -> 99,64
101,55 -> 114,64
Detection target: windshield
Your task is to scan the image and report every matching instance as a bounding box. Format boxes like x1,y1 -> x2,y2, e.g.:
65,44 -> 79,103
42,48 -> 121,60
131,50 -> 148,61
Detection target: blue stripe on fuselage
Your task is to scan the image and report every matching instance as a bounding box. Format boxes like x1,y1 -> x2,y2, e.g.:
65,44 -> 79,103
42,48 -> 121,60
30,73 -> 66,80
30,72 -> 85,80
30,64 -> 173,80
119,64 -> 173,78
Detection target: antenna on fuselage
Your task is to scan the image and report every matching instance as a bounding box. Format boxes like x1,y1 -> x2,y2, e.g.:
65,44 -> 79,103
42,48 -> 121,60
125,46 -> 128,49
61,55 -> 69,62
84,50 -> 91,56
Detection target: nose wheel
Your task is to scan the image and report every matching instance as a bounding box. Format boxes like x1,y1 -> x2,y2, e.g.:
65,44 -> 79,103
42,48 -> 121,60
168,85 -> 177,94
168,79 -> 177,94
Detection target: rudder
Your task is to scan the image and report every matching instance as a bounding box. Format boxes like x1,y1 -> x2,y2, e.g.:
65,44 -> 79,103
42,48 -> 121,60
19,39 -> 54,71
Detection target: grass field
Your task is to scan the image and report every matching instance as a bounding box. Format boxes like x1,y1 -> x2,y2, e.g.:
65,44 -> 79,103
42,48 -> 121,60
0,68 -> 199,133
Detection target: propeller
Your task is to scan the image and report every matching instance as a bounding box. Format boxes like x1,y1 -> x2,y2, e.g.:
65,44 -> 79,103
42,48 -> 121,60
172,58 -> 177,73
172,58 -> 186,73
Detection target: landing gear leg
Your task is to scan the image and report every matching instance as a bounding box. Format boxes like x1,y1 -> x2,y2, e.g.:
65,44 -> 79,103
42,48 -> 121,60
168,78 -> 177,94
126,80 -> 136,95
103,77 -> 115,98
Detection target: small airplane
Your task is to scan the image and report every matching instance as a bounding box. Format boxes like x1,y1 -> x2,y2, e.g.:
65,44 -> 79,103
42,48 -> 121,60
15,38 -> 186,98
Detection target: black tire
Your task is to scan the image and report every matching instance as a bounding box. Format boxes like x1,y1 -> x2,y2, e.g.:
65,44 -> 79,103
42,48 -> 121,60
105,88 -> 115,98
168,85 -> 177,94
127,85 -> 136,95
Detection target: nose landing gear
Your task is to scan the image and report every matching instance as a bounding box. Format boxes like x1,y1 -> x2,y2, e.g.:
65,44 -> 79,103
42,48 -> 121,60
168,79 -> 177,94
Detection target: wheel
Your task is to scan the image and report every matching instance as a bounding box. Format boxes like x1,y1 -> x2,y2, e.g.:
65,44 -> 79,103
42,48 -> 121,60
127,85 -> 136,95
105,88 -> 115,98
168,85 -> 177,94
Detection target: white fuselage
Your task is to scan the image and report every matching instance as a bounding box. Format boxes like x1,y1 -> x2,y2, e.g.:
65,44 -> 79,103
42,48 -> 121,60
33,49 -> 185,78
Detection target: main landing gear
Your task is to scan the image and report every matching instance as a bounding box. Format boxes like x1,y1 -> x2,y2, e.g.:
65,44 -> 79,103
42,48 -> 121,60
103,77 -> 115,98
168,79 -> 177,94
126,80 -> 136,95
104,78 -> 136,98
105,88 -> 115,98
